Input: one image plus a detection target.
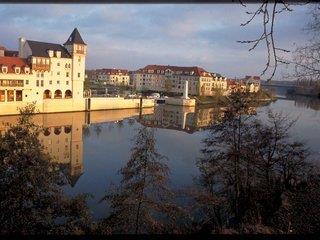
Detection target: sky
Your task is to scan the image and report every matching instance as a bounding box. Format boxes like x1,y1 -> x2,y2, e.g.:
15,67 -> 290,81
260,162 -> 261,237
0,3 -> 313,79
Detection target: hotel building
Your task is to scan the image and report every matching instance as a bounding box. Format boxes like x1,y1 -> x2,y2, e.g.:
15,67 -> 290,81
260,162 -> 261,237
131,65 -> 228,96
0,28 -> 87,115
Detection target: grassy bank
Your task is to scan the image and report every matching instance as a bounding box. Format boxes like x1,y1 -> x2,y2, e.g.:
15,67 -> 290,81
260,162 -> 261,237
195,89 -> 276,106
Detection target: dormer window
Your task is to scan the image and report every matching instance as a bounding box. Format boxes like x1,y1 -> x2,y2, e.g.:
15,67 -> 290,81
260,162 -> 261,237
55,51 -> 61,58
15,67 -> 21,74
24,67 -> 30,74
1,66 -> 7,74
48,50 -> 54,58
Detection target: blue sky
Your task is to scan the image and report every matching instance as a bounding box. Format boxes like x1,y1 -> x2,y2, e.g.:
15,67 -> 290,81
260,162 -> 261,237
0,4 -> 313,79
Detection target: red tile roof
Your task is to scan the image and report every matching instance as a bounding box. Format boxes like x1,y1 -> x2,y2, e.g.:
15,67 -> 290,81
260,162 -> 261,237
136,65 -> 212,77
0,56 -> 30,74
99,68 -> 129,75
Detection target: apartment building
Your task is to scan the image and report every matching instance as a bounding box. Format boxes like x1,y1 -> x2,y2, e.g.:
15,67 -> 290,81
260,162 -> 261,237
132,65 -> 228,96
0,28 -> 87,114
96,68 -> 130,86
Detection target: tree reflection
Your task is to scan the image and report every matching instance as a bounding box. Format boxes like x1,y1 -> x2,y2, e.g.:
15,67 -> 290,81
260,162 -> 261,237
101,126 -> 184,234
82,125 -> 91,138
94,125 -> 102,137
0,104 -> 93,234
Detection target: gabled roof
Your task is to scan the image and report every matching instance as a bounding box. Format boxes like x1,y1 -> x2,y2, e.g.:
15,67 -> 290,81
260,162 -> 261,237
0,56 -> 30,73
26,40 -> 71,58
64,28 -> 86,45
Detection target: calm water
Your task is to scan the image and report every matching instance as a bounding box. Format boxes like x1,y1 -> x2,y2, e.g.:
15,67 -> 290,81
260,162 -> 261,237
0,96 -> 319,219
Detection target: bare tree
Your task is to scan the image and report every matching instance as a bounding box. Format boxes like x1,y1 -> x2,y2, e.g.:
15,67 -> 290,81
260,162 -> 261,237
291,4 -> 320,84
100,127 -> 185,234
193,90 -> 317,233
238,1 -> 294,81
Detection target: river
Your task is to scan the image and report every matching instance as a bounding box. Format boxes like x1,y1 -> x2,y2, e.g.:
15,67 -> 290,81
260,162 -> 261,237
0,95 -> 319,220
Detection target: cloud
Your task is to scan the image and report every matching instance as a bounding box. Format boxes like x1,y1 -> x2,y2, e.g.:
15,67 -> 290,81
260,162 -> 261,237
0,3 -> 312,79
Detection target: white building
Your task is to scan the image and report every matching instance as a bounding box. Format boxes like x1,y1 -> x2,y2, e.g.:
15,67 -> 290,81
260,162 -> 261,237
96,68 -> 130,86
131,65 -> 228,96
0,28 -> 87,115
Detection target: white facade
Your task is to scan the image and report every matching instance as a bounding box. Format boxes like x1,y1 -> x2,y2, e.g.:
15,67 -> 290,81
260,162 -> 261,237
0,28 -> 87,115
132,65 -> 228,96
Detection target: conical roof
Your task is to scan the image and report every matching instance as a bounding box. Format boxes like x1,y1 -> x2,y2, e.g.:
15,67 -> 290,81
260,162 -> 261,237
64,28 -> 86,45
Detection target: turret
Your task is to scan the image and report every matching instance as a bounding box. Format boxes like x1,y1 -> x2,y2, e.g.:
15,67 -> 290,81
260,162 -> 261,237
64,28 -> 87,100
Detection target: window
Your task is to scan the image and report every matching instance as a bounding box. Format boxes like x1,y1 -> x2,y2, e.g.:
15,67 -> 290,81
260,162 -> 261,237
2,66 -> 8,74
54,90 -> 62,99
36,80 -> 39,87
0,90 -> 5,102
78,73 -> 80,78
49,80 -> 52,85
57,62 -> 60,66
15,67 -> 20,74
36,73 -> 40,77
57,71 -> 60,76
57,80 -> 60,84
7,90 -> 14,102
43,90 -> 51,99
54,127 -> 62,135
78,57 -> 81,62
26,80 -> 29,85
41,80 -> 44,87
16,90 -> 22,101
66,72 -> 69,77
65,90 -> 72,99
41,72 -> 44,78
66,81 -> 69,85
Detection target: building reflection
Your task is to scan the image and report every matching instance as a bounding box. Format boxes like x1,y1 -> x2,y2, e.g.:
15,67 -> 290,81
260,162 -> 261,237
0,108 -> 154,187
138,105 -> 227,133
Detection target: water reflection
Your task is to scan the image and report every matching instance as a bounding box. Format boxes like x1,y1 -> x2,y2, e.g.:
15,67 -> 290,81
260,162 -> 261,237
287,94 -> 320,111
138,104 -> 259,133
138,105 -> 226,133
0,108 -> 154,187
1,99 -> 319,228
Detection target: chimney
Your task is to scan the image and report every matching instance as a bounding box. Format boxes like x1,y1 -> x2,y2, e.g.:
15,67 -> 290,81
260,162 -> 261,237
19,37 -> 26,58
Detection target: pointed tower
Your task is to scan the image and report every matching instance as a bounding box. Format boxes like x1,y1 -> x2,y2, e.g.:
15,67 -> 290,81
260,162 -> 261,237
64,28 -> 87,100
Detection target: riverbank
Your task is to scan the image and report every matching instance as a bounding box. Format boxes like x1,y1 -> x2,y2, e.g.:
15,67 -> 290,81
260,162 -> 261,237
0,97 -> 155,116
195,89 -> 276,106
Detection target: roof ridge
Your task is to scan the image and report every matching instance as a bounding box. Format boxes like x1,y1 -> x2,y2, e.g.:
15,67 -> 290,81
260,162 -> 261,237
27,39 -> 64,46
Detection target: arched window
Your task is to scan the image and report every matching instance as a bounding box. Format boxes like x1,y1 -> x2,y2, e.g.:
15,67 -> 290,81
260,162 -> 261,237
64,125 -> 72,134
43,128 -> 51,136
54,90 -> 62,99
65,90 -> 72,99
54,127 -> 61,135
43,90 -> 51,99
